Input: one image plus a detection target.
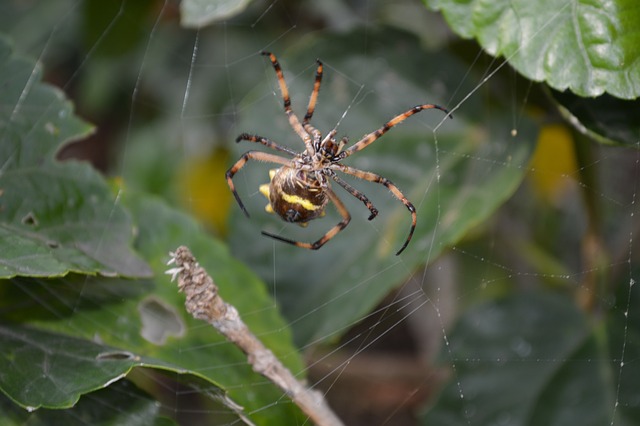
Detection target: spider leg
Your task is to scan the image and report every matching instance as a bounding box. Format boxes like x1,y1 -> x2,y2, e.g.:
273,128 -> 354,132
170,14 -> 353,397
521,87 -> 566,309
261,51 -> 314,153
235,133 -> 298,156
303,58 -> 323,125
331,164 -> 416,255
327,170 -> 379,220
339,104 -> 451,159
304,124 -> 324,151
226,150 -> 292,217
262,187 -> 351,250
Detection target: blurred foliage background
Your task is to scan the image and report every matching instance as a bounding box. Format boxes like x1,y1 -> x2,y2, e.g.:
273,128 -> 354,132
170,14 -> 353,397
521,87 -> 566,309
1,0 -> 639,425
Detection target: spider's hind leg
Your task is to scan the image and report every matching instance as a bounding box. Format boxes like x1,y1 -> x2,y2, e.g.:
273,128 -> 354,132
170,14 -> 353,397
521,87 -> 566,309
225,151 -> 292,217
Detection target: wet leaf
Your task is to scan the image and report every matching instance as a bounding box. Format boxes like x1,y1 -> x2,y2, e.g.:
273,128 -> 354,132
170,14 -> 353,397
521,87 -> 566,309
424,0 -> 640,99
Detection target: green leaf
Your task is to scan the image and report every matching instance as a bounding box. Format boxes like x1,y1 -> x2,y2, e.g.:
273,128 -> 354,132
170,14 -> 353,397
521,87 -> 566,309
0,321 -> 255,424
180,0 -> 254,28
1,378 -> 176,426
227,28 -> 537,345
82,0 -> 156,57
424,0 -> 640,99
0,323 -> 167,410
0,37 -> 151,279
421,289 -> 640,425
0,193 -> 305,424
551,89 -> 640,147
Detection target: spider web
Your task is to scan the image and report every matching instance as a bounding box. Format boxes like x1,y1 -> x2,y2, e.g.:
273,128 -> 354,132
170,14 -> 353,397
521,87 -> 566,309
1,0 -> 639,425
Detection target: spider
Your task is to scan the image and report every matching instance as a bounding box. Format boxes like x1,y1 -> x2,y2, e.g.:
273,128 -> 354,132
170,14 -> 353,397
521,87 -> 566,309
226,51 -> 450,255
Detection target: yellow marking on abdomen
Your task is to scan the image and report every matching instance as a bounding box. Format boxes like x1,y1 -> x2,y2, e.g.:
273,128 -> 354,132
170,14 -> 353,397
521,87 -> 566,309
259,183 -> 270,198
282,193 -> 323,211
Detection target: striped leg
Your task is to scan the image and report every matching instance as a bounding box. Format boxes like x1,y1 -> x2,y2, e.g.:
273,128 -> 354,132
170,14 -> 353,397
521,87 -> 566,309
261,51 -> 313,153
328,170 -> 379,220
226,151 -> 291,217
331,164 -> 416,255
303,58 -> 323,124
339,104 -> 450,159
235,133 -> 297,156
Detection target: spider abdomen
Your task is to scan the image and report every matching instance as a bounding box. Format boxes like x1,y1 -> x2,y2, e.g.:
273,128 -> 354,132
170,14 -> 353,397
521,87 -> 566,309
260,167 -> 328,224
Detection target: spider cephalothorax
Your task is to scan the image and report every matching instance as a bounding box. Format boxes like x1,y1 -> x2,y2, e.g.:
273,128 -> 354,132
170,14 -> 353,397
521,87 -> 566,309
226,51 -> 450,255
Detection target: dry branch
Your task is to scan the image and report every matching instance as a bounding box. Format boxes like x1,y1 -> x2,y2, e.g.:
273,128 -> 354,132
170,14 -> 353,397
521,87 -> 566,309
167,245 -> 344,426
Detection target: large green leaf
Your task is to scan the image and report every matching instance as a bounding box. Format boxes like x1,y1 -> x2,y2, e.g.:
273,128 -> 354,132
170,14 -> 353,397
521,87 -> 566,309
227,28 -> 537,345
421,288 -> 640,425
424,0 -> 640,99
0,323 -> 183,411
1,378 -> 176,426
0,193 -> 305,424
0,37 -> 151,279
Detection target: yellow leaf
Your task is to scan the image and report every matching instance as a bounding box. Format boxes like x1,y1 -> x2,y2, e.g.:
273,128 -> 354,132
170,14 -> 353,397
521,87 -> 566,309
178,148 -> 232,236
529,124 -> 578,204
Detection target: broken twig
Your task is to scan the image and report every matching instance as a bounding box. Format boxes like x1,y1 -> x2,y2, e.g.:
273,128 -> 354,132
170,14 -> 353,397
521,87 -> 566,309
167,245 -> 344,426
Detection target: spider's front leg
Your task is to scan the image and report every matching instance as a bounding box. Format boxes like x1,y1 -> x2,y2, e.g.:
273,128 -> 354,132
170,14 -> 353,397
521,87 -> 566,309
327,170 -> 379,220
303,58 -> 323,125
235,133 -> 298,156
339,104 -> 451,159
261,51 -> 314,153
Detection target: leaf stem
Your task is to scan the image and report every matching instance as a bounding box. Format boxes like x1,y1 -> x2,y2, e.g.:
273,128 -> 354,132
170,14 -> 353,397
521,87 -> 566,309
573,131 -> 609,313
